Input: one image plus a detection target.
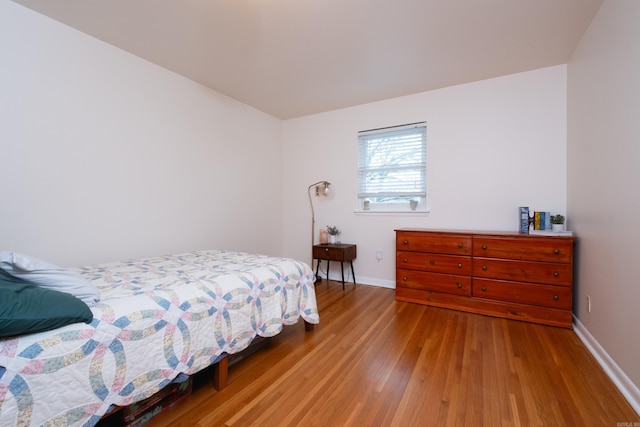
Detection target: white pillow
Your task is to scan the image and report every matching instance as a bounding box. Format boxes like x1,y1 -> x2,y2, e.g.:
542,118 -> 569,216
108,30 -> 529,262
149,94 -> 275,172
0,251 -> 100,306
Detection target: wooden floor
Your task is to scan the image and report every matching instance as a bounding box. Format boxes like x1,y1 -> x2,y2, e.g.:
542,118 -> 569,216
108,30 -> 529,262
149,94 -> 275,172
144,280 -> 638,426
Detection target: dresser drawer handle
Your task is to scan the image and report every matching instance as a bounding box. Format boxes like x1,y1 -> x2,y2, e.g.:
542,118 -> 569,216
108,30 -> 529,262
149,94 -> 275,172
403,258 -> 408,263
481,287 -> 487,292
553,295 -> 559,301
458,243 -> 463,248
554,272 -> 559,277
458,263 -> 463,269
553,249 -> 560,255
403,276 -> 408,281
456,282 -> 462,289
482,245 -> 487,250
325,248 -> 329,252
482,265 -> 487,271
404,240 -> 409,245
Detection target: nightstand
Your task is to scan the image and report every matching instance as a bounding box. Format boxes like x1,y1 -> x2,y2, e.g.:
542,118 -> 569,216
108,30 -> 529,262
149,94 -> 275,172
313,243 -> 356,289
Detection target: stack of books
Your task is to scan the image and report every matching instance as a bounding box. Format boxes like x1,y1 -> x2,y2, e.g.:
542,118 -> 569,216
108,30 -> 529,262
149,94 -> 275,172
518,207 -> 573,236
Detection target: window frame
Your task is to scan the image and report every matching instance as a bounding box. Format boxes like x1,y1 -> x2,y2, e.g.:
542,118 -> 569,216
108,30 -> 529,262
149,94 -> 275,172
357,122 -> 427,213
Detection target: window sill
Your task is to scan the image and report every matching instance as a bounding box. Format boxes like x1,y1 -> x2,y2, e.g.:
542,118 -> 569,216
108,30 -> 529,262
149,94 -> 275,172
354,209 -> 430,216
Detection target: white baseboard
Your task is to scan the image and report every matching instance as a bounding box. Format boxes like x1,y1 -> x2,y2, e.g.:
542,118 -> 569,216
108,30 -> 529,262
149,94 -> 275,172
322,271 -> 395,289
573,315 -> 640,416
353,276 -> 395,289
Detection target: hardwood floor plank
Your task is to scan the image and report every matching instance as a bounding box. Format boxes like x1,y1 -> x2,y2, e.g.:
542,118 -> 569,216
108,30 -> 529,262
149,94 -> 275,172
140,281 -> 638,426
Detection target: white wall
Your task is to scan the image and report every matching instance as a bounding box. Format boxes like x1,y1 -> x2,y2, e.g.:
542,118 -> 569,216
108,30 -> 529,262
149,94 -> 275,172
568,0 -> 640,408
283,66 -> 568,286
0,1 -> 284,266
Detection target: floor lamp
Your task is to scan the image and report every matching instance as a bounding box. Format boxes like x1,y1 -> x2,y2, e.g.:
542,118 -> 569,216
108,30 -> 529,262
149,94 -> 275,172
307,180 -> 331,267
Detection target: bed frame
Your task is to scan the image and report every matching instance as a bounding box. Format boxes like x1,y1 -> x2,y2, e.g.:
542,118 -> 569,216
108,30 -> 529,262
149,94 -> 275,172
211,321 -> 313,390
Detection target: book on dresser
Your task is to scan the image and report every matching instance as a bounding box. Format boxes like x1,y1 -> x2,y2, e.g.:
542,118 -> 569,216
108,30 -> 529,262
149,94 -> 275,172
395,229 -> 576,328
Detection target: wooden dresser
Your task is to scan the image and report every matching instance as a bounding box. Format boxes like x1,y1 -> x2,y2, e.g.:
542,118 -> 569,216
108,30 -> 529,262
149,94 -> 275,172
395,229 -> 575,328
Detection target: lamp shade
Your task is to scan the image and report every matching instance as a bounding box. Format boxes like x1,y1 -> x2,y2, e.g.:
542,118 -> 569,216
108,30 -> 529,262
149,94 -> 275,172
316,181 -> 331,197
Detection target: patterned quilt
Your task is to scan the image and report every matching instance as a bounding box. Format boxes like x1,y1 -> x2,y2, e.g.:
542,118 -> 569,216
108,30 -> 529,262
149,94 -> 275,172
0,250 -> 319,427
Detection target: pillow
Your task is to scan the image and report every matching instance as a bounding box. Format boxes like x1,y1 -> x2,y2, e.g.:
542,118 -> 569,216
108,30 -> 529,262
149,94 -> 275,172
0,277 -> 93,338
0,252 -> 100,306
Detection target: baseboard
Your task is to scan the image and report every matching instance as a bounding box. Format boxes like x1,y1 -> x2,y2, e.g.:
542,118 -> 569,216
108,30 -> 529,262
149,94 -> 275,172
355,276 -> 395,289
323,271 -> 395,289
573,315 -> 640,416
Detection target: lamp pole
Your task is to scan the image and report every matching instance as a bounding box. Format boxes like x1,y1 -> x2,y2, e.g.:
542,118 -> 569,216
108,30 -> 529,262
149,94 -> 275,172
307,181 -> 330,267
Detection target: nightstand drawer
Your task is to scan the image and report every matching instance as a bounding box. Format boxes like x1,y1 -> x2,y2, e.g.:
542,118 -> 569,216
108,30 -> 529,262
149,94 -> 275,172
313,244 -> 356,262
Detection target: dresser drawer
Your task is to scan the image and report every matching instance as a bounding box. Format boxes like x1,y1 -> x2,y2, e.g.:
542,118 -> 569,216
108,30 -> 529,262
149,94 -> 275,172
397,269 -> 471,296
396,231 -> 471,255
397,251 -> 471,275
473,236 -> 573,263
473,278 -> 572,310
473,258 -> 572,286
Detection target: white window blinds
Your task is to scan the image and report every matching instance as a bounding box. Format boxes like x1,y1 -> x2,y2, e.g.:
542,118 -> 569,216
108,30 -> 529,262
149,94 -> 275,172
357,122 -> 426,211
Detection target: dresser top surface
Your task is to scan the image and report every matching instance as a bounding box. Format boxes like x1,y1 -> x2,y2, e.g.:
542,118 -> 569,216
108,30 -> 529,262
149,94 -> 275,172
395,228 -> 576,240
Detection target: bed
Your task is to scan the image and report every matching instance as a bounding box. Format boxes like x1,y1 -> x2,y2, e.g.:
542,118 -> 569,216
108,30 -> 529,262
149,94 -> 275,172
0,249 -> 319,427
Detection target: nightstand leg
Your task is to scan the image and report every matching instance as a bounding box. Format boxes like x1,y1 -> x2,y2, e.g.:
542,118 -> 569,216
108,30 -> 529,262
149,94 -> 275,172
350,261 -> 356,285
315,259 -> 320,281
340,262 -> 345,290
326,260 -> 330,280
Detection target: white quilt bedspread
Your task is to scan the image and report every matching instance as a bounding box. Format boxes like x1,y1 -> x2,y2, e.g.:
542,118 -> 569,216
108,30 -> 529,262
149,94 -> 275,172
0,250 -> 319,427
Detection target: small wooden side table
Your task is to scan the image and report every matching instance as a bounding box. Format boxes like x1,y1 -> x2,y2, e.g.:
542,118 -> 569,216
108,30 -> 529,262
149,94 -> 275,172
312,243 -> 357,289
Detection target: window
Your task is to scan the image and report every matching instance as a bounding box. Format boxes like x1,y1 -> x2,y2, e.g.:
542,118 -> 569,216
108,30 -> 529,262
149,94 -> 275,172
357,122 -> 426,212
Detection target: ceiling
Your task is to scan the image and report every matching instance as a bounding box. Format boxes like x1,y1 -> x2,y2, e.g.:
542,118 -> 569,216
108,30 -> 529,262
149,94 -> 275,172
13,0 -> 602,119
